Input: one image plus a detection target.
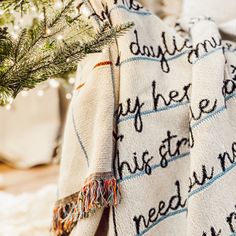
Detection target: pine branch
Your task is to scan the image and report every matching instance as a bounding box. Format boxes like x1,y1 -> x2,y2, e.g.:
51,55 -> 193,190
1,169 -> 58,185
0,85 -> 13,105
0,27 -> 12,63
14,28 -> 28,62
0,0 -> 54,13
0,0 -> 134,105
48,0 -> 75,28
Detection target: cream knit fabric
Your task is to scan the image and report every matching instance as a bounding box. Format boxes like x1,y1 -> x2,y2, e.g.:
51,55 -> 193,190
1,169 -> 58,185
53,0 -> 236,235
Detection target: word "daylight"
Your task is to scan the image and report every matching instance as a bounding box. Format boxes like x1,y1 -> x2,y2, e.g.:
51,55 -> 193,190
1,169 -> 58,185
129,29 -> 222,73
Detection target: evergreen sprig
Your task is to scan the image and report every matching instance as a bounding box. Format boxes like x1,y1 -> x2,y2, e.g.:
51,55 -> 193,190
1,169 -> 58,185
0,0 -> 54,13
0,1 -> 133,105
0,0 -> 54,26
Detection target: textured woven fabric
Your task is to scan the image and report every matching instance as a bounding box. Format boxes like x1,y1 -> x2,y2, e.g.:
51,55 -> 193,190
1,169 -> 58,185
53,0 -> 236,235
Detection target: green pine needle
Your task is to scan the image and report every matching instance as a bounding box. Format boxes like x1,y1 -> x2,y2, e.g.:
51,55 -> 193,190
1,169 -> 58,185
0,0 -> 134,105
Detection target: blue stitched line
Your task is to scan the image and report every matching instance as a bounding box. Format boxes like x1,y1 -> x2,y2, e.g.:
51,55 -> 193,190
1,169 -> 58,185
188,160 -> 236,198
136,160 -> 236,235
191,92 -> 236,129
110,67 -> 116,103
120,51 -> 189,66
72,108 -> 89,167
120,48 -> 236,67
118,152 -> 190,183
229,233 -> 236,236
118,100 -> 189,123
136,208 -> 187,236
118,91 -> 236,128
226,92 -> 236,101
110,5 -> 151,16
108,52 -> 116,118
192,47 -> 223,64
191,106 -> 226,129
117,92 -> 236,182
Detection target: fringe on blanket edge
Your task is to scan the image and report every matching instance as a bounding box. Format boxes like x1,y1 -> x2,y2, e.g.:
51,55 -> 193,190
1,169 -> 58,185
52,176 -> 121,236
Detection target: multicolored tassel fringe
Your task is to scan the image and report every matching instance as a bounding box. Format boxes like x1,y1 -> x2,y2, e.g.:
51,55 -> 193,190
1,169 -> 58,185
52,176 -> 121,236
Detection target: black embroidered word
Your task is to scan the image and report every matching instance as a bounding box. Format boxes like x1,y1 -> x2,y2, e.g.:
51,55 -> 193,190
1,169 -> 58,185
78,0 -> 110,23
129,30 -> 223,72
190,99 -> 217,122
218,141 -> 236,172
231,65 -> 236,75
133,180 -> 187,235
130,30 -> 191,73
189,124 -> 195,149
117,150 -> 154,180
203,204 -> 236,235
222,66 -> 236,97
117,96 -> 145,133
188,165 -> 214,193
222,77 -> 236,97
226,205 -> 236,233
223,43 -> 236,54
81,0 -> 145,22
114,0 -> 143,11
116,135 -> 154,180
188,141 -> 236,197
188,37 -> 222,64
152,80 -> 191,110
202,227 -> 222,236
90,3 -> 109,22
159,130 -> 191,168
113,133 -> 124,179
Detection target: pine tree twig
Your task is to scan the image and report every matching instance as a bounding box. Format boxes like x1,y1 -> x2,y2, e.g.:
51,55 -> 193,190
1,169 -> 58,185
0,0 -> 134,105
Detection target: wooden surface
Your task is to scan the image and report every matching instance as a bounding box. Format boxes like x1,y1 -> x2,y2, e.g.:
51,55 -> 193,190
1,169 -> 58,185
0,162 -> 59,194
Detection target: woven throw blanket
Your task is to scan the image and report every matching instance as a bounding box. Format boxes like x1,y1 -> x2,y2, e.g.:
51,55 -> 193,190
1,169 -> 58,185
52,0 -> 236,235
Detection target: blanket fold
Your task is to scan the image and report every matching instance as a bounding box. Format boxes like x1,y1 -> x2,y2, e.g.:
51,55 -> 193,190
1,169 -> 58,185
52,0 -> 236,236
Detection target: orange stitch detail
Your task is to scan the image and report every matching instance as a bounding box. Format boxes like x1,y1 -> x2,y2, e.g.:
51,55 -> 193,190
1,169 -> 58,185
93,61 -> 112,69
75,82 -> 85,90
